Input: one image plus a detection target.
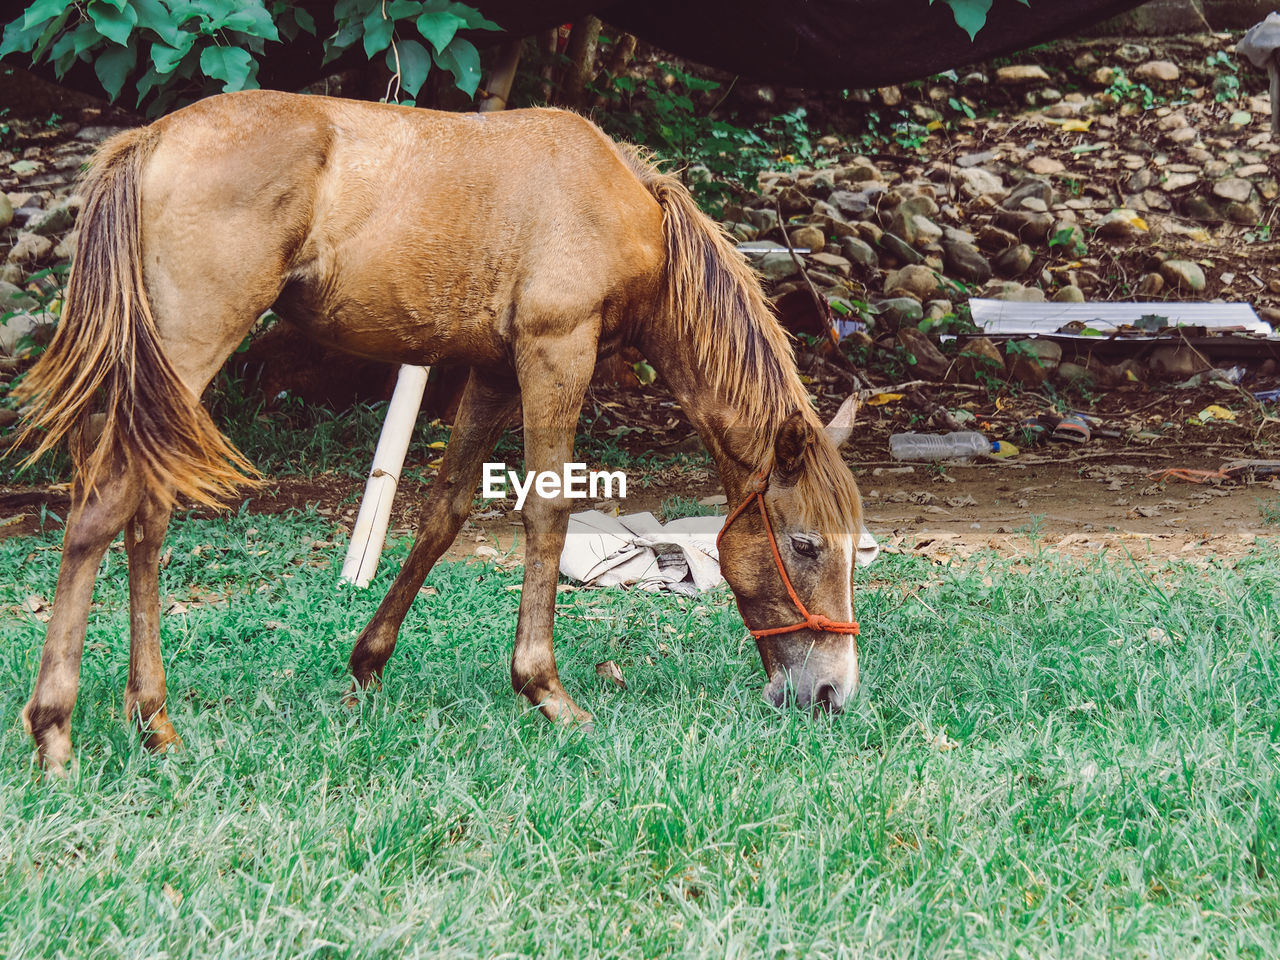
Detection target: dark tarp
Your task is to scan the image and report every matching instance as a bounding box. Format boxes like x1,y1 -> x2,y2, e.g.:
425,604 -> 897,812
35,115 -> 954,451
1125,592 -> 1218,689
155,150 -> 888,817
476,0 -> 1149,88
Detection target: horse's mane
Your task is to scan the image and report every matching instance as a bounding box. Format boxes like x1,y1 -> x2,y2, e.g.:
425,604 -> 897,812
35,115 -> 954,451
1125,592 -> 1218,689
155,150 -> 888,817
616,144 -> 863,540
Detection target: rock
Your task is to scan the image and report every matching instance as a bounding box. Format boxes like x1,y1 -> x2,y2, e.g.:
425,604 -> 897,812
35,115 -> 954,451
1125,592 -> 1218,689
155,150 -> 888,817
838,236 -> 878,268
776,186 -> 810,217
1090,67 -> 1117,86
904,214 -> 943,247
53,235 -> 77,260
977,224 -> 1020,251
1115,43 -> 1150,64
828,190 -> 872,219
788,225 -> 825,253
878,85 -> 903,107
996,64 -> 1050,84
0,280 -> 38,312
7,233 -> 52,265
1213,178 -> 1254,203
953,166 -> 1006,200
880,232 -> 924,265
876,297 -> 924,330
896,326 -> 951,379
941,240 -> 992,284
994,243 -> 1035,277
757,252 -> 800,280
1161,172 -> 1198,192
1159,259 -> 1206,293
0,193 -> 12,230
955,337 -> 1005,383
798,173 -> 835,200
1056,362 -> 1090,384
1096,209 -> 1147,241
924,299 -> 953,321
1052,285 -> 1085,303
1225,200 -> 1262,225
1135,272 -> 1164,297
0,312 -> 53,356
1182,195 -> 1217,220
1133,60 -> 1179,83
1005,177 -> 1055,210
1005,339 -> 1060,386
1026,156 -> 1065,175
988,281 -> 1046,302
810,252 -> 852,277
884,264 -> 940,300
745,207 -> 780,233
993,208 -> 1054,243
0,264 -> 22,284
1149,343 -> 1208,379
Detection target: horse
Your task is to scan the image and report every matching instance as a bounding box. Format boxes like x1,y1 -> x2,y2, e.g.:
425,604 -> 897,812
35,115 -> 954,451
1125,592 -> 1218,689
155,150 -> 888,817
13,90 -> 865,774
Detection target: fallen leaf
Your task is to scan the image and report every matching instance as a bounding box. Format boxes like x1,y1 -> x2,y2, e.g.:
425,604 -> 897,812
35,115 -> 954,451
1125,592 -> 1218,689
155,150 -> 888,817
162,882 -> 183,907
595,660 -> 627,689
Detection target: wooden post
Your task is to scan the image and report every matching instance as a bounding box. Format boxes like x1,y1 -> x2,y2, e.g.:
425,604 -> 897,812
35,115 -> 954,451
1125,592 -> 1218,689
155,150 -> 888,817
340,364 -> 430,587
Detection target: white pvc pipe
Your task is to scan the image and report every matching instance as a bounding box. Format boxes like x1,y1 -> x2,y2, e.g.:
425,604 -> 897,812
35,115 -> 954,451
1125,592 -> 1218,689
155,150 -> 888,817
340,364 -> 430,587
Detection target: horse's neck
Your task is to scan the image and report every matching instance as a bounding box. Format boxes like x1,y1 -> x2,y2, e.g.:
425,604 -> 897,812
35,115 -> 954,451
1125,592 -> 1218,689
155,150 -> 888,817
641,328 -> 766,503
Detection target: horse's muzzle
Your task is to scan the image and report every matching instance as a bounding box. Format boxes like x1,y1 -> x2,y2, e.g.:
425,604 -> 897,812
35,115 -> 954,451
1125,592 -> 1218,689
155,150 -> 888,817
762,666 -> 856,714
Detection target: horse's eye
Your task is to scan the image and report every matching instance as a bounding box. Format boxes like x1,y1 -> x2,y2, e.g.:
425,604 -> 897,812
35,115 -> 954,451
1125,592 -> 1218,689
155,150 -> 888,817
791,534 -> 821,558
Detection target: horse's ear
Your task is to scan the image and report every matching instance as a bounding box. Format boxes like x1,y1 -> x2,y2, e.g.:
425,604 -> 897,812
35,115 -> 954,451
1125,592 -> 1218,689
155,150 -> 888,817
773,411 -> 812,477
825,394 -> 860,448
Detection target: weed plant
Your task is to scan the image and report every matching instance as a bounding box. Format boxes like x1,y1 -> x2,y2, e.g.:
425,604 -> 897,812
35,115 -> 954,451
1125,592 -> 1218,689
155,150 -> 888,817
2,513 -> 1278,957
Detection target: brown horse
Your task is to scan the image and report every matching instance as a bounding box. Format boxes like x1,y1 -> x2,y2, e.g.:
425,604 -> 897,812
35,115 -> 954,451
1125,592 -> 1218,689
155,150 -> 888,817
14,90 -> 865,774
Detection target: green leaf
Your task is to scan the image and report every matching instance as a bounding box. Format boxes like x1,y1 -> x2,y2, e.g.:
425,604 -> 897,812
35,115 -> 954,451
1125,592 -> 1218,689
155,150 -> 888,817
433,35 -> 479,96
134,63 -> 165,103
362,5 -> 393,57
388,37 -> 430,96
131,0 -> 184,45
444,2 -> 500,30
416,10 -> 463,54
94,39 -> 137,99
292,6 -> 316,34
22,0 -> 70,31
386,0 -> 423,19
90,0 -> 140,45
199,42 -> 253,91
323,16 -> 363,62
941,0 -> 992,40
214,5 -> 279,41
1,18 -> 48,60
151,33 -> 194,73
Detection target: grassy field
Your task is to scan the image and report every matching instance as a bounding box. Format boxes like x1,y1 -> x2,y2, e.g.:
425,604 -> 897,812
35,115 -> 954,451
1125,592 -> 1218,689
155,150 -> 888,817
2,511 -> 1278,958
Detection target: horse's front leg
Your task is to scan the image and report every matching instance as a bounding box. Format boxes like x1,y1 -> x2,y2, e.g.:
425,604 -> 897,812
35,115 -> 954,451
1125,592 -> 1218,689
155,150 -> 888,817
124,493 -> 180,753
23,457 -> 143,774
347,371 -> 520,690
510,325 -> 600,725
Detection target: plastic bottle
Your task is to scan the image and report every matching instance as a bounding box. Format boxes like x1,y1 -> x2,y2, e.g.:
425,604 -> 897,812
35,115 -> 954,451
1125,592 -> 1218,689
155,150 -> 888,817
889,431 -> 993,462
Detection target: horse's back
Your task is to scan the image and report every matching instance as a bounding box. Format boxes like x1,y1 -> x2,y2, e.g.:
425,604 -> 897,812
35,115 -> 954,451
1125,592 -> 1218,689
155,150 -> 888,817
138,90 -> 665,367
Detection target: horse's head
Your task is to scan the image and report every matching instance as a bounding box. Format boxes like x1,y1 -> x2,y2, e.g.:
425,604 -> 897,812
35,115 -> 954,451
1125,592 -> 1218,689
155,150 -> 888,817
717,397 -> 864,713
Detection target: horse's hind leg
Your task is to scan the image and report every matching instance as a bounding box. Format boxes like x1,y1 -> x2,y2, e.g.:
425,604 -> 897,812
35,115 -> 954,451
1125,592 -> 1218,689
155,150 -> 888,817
348,371 -> 519,689
23,457 -> 143,774
124,492 -> 179,752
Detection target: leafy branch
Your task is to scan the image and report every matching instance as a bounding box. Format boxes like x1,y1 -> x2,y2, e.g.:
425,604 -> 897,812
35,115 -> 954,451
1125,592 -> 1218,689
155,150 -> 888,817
0,0 -> 500,116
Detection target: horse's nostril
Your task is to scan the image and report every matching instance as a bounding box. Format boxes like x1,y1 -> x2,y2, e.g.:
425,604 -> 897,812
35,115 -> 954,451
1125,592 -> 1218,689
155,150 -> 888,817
814,683 -> 844,714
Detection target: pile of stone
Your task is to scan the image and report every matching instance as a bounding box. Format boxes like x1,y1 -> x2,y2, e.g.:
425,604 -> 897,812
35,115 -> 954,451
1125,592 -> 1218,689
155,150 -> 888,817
712,35 -> 1280,387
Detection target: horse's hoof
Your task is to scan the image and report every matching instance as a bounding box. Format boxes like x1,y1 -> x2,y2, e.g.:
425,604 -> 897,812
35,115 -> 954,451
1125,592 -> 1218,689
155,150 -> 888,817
143,724 -> 183,754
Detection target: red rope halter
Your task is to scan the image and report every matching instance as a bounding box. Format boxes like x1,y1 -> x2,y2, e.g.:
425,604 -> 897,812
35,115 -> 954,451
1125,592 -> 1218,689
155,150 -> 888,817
716,470 -> 861,639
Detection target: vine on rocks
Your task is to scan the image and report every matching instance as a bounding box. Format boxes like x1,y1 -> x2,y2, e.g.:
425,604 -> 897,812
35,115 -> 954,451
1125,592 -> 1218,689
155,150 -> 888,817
0,0 -> 499,115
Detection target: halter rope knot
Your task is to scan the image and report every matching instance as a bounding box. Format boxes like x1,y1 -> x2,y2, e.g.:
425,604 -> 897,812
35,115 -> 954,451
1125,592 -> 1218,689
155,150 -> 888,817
716,469 -> 860,640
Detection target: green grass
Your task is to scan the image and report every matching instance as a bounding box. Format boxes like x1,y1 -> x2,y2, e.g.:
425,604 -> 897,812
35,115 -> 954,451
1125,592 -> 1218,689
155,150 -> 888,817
2,513 -> 1279,958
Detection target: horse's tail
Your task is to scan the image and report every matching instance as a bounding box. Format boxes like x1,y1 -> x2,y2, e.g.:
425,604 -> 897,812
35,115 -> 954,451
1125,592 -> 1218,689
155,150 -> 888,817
11,128 -> 255,508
